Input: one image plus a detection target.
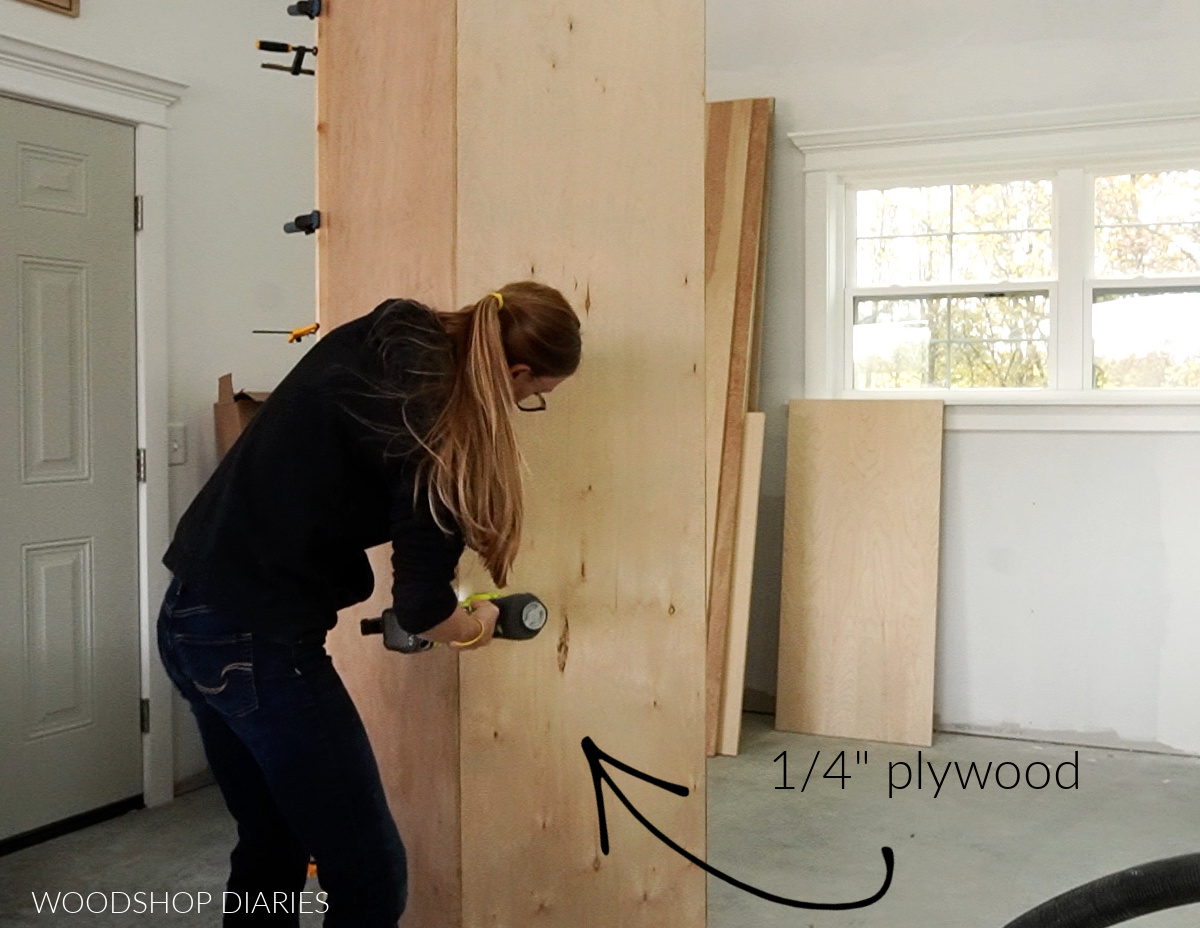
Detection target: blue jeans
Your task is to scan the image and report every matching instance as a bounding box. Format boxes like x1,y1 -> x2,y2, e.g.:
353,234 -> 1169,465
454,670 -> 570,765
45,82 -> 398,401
156,576 -> 407,927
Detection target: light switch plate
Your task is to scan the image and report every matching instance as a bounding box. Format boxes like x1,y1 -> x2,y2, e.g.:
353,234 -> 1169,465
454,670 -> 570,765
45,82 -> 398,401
168,423 -> 187,466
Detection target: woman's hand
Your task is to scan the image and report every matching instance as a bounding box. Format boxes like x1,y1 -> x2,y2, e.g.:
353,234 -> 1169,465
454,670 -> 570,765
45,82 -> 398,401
419,602 -> 499,651
455,600 -> 499,651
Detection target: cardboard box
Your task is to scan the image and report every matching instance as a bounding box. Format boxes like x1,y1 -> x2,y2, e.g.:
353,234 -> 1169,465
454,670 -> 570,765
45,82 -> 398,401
214,373 -> 270,458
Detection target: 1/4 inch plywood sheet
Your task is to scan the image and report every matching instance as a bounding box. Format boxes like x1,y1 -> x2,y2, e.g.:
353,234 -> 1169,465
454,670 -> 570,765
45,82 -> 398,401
456,3 -> 706,927
776,400 -> 943,747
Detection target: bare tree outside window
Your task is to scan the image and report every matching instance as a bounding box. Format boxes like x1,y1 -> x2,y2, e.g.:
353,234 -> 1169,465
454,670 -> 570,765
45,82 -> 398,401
1093,172 -> 1200,388
853,181 -> 1052,389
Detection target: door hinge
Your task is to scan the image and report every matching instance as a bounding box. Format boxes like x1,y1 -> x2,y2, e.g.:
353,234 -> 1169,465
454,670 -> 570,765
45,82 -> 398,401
134,195 -> 144,232
140,698 -> 150,734
136,447 -> 147,483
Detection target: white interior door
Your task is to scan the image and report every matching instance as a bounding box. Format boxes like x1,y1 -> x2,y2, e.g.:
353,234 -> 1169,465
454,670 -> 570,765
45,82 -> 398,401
0,94 -> 141,842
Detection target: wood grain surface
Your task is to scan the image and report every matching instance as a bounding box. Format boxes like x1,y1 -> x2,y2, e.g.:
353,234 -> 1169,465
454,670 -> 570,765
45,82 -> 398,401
316,3 -> 462,925
704,98 -> 772,756
316,0 -> 457,319
320,2 -> 706,926
776,400 -> 943,747
704,101 -> 747,588
456,4 -> 706,925
716,411 -> 765,757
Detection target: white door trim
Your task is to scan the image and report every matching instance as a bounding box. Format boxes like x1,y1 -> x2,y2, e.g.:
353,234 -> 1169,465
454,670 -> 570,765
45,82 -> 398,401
0,34 -> 185,809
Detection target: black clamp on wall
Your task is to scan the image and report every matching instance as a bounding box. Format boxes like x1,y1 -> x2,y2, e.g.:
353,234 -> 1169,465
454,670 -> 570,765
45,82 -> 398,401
284,210 -> 320,235
257,41 -> 317,76
287,0 -> 321,17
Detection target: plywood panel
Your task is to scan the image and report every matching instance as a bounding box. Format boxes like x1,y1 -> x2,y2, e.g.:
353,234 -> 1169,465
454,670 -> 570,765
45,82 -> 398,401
316,3 -> 461,925
705,98 -> 772,756
776,400 -> 943,747
716,412 -> 765,757
456,3 -> 706,926
317,0 -> 457,319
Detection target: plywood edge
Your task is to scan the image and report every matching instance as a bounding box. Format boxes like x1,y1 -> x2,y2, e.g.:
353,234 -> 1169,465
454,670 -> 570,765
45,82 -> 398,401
716,412 -> 765,756
705,100 -> 749,591
745,99 -> 775,411
705,98 -> 773,755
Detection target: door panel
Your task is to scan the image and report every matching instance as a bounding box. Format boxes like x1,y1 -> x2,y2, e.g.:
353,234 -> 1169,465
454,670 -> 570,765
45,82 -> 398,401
0,94 -> 141,841
20,257 -> 90,482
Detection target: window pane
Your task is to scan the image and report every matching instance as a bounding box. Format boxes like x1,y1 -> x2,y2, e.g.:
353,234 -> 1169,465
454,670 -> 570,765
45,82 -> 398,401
953,231 -> 1052,282
947,293 -> 1049,387
953,180 -> 1052,233
1092,290 -> 1200,388
857,186 -> 950,238
948,294 -> 1050,342
1095,172 -> 1200,277
1095,225 -> 1200,278
857,235 -> 950,286
856,180 -> 1053,285
1095,171 -> 1200,226
853,298 -> 945,389
854,294 -> 1048,389
951,340 -> 1048,388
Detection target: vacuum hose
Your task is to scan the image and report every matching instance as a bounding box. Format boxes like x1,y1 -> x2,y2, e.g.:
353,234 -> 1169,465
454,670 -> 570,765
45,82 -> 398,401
1003,853 -> 1200,928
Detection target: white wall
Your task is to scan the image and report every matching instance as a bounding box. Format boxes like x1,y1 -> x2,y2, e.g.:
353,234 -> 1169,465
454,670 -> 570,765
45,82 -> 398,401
708,0 -> 1200,750
2,0 -> 316,782
10,0 -> 1200,782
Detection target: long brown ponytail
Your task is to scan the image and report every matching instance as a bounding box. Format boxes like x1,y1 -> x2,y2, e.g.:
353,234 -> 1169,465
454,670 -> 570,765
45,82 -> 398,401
422,281 -> 581,586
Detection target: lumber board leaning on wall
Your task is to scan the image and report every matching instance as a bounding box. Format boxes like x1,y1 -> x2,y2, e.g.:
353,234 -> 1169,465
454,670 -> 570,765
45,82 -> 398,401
716,411 -> 766,757
456,4 -> 706,926
776,400 -> 943,747
316,2 -> 462,925
705,97 -> 773,757
704,101 -> 749,588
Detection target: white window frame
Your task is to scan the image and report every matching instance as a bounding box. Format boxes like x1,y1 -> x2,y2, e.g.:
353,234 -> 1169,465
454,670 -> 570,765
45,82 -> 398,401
793,102 -> 1200,431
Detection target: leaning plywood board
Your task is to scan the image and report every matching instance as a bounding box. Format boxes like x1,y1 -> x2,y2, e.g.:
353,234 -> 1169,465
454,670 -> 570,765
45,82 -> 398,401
456,4 -> 707,926
705,98 -> 772,756
704,100 -> 750,586
776,400 -> 943,747
316,2 -> 461,925
716,412 -> 765,757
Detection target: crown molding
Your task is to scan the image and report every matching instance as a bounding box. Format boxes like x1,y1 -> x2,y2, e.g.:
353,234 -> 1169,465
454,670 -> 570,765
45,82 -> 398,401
0,33 -> 185,127
790,100 -> 1200,176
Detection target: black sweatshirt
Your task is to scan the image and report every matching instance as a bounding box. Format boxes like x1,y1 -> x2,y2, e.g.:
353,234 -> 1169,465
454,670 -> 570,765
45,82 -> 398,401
163,299 -> 465,635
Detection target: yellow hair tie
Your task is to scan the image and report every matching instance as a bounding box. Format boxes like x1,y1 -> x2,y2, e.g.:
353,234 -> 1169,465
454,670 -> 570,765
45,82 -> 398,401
490,291 -> 504,308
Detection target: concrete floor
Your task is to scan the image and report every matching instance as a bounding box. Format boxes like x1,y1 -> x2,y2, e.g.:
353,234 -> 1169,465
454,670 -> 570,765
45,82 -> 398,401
0,784 -> 325,927
709,714 -> 1200,927
2,713 -> 1198,926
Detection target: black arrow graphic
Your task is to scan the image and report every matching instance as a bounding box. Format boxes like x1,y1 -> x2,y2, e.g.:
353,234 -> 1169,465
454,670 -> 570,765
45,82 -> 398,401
582,736 -> 894,911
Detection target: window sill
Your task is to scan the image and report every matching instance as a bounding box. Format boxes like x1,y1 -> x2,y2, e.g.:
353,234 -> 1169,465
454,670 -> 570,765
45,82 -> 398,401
829,392 -> 1200,431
